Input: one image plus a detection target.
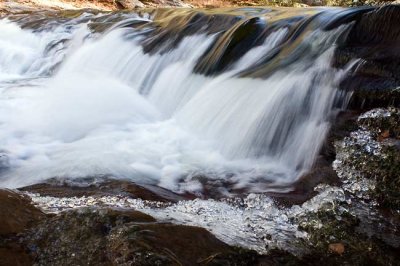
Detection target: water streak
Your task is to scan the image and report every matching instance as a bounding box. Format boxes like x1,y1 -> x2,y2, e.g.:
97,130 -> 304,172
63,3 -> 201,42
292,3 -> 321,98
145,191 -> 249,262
0,10 -> 352,194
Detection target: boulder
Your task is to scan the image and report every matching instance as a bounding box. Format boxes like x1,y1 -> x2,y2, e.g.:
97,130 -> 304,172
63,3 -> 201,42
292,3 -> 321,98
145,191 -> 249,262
0,189 -> 45,236
115,0 -> 145,9
334,108 -> 400,212
0,189 -> 46,266
19,179 -> 188,202
21,207 -> 259,265
334,5 -> 400,108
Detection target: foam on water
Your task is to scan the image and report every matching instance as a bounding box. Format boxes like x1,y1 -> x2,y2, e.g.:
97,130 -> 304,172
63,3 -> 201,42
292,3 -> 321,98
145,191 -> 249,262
0,18 -> 90,82
0,13 -> 350,194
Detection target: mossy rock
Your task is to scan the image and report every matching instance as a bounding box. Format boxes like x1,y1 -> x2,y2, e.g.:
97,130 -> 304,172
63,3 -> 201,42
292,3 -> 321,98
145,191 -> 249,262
334,108 -> 400,212
357,107 -> 400,138
21,207 -> 260,265
296,206 -> 400,265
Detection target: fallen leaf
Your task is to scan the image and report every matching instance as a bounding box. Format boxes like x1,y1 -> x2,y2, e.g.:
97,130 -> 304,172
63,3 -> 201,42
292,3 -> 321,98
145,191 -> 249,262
328,243 -> 345,255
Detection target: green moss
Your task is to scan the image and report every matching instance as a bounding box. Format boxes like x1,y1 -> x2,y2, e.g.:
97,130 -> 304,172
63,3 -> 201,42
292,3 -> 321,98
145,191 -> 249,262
358,108 -> 400,138
337,108 -> 400,212
368,145 -> 400,210
296,207 -> 399,266
19,207 -> 267,265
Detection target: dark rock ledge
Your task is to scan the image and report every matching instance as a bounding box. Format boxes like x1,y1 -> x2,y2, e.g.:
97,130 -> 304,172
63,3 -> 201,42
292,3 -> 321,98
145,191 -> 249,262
0,189 -> 256,265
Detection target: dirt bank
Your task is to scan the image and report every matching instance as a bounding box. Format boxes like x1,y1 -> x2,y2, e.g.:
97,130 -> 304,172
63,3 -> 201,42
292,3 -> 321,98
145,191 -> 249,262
1,0 -> 399,13
0,0 -> 190,14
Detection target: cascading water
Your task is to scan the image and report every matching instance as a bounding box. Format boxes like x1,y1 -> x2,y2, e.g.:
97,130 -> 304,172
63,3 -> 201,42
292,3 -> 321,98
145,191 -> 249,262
0,8 -> 357,195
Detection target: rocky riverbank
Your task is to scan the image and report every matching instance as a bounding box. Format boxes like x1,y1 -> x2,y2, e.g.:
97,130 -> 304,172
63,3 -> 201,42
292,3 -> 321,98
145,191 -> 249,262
2,108 -> 400,265
0,0 -> 399,13
1,110 -> 399,265
0,189 -> 259,265
0,0 -> 190,15
0,4 -> 399,266
2,144 -> 399,265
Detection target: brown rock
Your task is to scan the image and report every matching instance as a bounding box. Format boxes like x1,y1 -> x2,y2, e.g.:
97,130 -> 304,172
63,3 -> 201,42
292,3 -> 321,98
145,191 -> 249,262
22,207 -> 259,265
0,189 -> 45,235
328,243 -> 345,255
0,246 -> 32,266
0,189 -> 45,266
108,223 -> 235,265
19,179 -> 188,202
115,0 -> 144,8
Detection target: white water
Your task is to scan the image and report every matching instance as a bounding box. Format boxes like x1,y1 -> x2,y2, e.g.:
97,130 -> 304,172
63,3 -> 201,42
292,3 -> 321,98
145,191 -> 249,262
0,14 -> 350,194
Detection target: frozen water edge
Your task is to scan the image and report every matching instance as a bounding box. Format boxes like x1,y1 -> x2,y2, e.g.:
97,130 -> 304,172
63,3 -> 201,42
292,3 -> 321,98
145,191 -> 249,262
333,108 -> 399,202
333,129 -> 378,201
26,184 -> 347,254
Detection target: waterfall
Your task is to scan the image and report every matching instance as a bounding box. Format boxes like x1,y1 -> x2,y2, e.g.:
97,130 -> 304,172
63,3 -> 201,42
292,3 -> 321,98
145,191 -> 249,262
0,8 -> 355,195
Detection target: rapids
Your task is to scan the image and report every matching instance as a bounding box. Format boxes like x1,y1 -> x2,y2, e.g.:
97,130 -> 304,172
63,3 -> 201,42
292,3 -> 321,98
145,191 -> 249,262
0,8 -> 359,194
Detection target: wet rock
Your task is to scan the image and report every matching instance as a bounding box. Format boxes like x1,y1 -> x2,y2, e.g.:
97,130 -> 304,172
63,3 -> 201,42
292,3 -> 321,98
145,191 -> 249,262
334,107 -> 400,212
0,245 -> 33,266
14,183 -> 400,265
194,16 -> 267,75
0,189 -> 46,266
140,10 -> 241,55
357,107 -> 400,138
287,157 -> 341,206
295,202 -> 400,265
108,222 -> 258,265
22,208 -> 154,265
322,110 -> 362,161
334,5 -> 400,108
19,179 -> 188,202
0,189 -> 46,236
21,207 -> 259,265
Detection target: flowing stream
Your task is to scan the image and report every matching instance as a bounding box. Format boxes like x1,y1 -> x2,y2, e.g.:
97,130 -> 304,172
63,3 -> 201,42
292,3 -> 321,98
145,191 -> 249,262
0,8 -> 356,195
2,6 -> 388,254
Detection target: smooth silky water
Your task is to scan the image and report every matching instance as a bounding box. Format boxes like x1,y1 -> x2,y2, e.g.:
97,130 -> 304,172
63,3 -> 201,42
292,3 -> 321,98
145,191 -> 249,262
0,7 -> 363,252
